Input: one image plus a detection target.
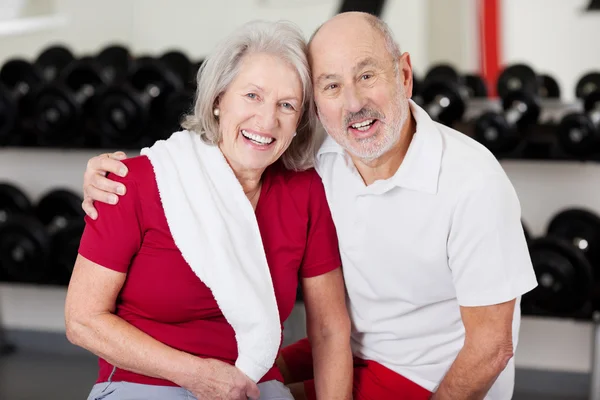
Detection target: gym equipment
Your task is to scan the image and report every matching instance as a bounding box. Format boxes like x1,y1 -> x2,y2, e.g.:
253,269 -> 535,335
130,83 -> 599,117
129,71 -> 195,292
522,221 -> 531,246
0,183 -> 33,219
0,183 -> 50,283
496,64 -> 540,100
34,45 -> 75,82
412,74 -> 423,106
32,58 -> 111,146
556,72 -> 600,158
160,50 -> 195,90
35,189 -> 85,284
96,44 -> 131,83
419,64 -> 487,126
474,64 -> 541,155
95,58 -> 184,147
538,74 -> 561,99
526,236 -> 593,315
523,208 -> 600,317
162,88 -> 195,136
0,59 -> 43,144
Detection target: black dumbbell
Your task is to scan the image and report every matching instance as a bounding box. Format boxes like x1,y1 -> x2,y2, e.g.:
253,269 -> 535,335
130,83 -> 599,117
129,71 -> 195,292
474,65 -> 541,155
34,45 -> 75,82
35,189 -> 85,285
463,74 -> 489,98
0,183 -> 50,284
524,208 -> 600,317
95,58 -> 184,148
420,64 -> 488,126
0,59 -> 43,145
412,73 -> 422,106
95,44 -> 131,84
420,65 -> 466,126
538,74 -> 561,99
556,72 -> 600,158
522,220 -> 531,246
162,89 -> 195,138
160,50 -> 195,90
31,57 -> 112,147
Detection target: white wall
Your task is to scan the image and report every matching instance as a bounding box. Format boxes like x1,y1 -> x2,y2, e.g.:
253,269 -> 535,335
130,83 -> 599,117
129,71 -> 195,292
0,0 -> 134,66
426,0 -> 479,74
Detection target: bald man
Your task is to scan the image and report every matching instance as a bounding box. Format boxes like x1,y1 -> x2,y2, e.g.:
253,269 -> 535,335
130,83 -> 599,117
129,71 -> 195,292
81,12 -> 537,400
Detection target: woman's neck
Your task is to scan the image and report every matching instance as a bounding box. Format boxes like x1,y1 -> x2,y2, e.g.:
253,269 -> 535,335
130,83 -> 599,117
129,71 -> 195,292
219,145 -> 265,203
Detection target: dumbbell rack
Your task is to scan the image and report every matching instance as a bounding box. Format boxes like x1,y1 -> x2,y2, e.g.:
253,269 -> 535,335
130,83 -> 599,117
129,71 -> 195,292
0,309 -> 15,356
592,319 -> 600,400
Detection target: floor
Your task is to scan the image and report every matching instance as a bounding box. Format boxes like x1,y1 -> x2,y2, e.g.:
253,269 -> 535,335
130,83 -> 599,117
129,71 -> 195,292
0,349 -> 588,400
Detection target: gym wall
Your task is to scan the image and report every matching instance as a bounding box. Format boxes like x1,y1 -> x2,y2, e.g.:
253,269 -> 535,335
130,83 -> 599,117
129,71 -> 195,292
0,0 -> 599,395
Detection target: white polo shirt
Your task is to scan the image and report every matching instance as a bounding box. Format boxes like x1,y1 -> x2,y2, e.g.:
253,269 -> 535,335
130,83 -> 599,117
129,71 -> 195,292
315,100 -> 538,399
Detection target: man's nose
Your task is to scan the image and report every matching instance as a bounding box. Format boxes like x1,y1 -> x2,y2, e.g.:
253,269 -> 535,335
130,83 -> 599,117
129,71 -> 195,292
344,86 -> 367,114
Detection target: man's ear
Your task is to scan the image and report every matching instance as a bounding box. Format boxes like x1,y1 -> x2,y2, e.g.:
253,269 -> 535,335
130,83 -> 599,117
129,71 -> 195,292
399,52 -> 413,99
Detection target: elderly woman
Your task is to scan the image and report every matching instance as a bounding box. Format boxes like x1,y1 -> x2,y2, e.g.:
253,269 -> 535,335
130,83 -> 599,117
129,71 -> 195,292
65,20 -> 352,400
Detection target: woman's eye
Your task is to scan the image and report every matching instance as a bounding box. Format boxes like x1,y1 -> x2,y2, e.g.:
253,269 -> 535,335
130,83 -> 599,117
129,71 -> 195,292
246,93 -> 257,99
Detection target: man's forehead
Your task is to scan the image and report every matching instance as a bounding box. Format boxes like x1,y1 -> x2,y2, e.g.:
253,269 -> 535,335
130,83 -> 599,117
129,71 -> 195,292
313,56 -> 382,82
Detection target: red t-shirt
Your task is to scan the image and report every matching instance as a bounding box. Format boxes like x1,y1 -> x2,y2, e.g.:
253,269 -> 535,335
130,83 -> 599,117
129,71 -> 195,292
78,155 -> 341,387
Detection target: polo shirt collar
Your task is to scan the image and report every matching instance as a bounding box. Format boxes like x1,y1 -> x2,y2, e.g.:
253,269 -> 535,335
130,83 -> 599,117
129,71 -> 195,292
316,99 -> 443,195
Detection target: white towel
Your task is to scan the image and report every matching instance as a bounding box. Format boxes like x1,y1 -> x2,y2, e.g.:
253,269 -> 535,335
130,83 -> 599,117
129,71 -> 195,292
140,130 -> 281,383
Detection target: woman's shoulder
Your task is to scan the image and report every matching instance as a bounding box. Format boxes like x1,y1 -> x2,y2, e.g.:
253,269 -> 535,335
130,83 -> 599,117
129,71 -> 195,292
269,162 -> 321,189
110,155 -> 154,182
108,155 -> 158,197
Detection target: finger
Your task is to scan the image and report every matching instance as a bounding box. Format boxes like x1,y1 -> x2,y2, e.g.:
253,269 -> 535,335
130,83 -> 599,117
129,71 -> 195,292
81,198 -> 98,220
245,382 -> 260,400
87,154 -> 128,178
109,151 -> 128,161
84,186 -> 119,206
89,172 -> 126,196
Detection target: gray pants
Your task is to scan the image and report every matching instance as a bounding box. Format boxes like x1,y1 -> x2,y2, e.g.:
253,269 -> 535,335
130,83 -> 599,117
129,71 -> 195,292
87,380 -> 294,400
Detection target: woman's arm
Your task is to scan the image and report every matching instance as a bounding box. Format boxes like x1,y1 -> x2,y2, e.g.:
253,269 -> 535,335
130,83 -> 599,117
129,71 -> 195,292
65,255 -> 259,400
302,267 -> 353,400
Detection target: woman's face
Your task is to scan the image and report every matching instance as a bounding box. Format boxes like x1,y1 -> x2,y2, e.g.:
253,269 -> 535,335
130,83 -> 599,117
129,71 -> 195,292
217,52 -> 304,174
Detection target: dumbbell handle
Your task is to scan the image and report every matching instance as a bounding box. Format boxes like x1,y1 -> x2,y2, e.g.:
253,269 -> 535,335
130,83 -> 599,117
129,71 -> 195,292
426,94 -> 450,121
505,100 -> 528,126
590,103 -> 600,127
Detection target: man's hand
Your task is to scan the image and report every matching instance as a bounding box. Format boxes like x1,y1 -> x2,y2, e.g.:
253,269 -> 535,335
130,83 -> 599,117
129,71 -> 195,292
82,151 -> 129,219
179,358 -> 261,400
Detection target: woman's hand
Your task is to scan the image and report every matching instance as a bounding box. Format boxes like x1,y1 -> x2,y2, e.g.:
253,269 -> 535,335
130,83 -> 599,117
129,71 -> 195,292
180,358 -> 261,400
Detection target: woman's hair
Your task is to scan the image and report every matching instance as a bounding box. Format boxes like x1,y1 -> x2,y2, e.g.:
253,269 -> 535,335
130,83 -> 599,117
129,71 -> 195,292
181,20 -> 321,171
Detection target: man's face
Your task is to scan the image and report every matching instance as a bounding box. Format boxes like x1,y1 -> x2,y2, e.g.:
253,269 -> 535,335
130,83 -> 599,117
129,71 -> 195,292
310,20 -> 412,162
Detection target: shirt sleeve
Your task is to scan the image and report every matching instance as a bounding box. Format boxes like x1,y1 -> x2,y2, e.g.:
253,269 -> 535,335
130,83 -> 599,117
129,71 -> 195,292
448,172 -> 538,307
78,165 -> 144,273
299,173 -> 342,278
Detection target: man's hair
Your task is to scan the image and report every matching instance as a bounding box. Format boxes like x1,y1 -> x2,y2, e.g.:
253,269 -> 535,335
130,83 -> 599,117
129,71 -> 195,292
309,13 -> 402,60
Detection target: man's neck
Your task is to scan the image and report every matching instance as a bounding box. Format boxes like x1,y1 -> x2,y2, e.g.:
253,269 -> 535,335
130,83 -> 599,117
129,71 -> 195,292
351,115 -> 416,186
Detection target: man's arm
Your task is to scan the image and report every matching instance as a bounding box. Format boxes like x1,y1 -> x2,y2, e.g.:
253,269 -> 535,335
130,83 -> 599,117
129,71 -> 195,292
430,299 -> 516,400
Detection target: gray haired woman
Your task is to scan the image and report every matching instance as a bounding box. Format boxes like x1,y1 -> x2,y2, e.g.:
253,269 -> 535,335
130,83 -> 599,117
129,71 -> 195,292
65,20 -> 352,400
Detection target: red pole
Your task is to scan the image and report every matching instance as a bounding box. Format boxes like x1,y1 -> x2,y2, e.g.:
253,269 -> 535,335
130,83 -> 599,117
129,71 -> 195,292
479,0 -> 502,97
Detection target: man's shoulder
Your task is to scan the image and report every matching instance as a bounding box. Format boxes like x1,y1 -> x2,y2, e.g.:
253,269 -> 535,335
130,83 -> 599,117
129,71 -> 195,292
436,122 -> 508,184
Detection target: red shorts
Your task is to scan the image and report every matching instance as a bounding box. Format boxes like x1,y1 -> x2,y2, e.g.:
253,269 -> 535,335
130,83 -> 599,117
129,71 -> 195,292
280,338 -> 432,400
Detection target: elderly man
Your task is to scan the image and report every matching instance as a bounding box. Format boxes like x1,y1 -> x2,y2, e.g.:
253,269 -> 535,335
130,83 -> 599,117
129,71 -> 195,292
80,12 -> 537,400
